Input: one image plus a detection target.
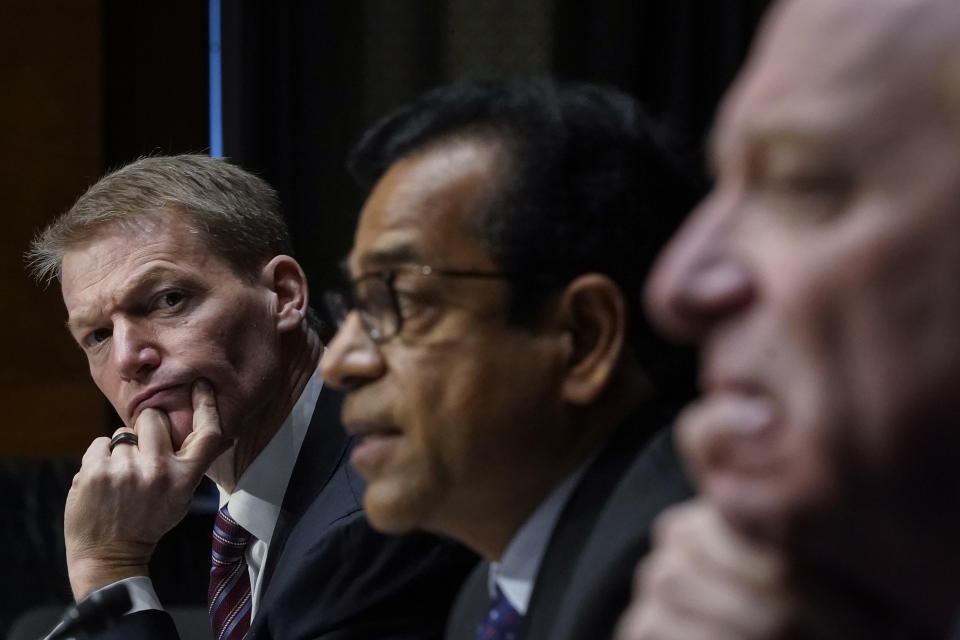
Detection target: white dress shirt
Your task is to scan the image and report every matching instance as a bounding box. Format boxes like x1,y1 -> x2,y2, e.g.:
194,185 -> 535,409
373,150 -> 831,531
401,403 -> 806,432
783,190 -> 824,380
119,370 -> 324,617
487,464 -> 589,615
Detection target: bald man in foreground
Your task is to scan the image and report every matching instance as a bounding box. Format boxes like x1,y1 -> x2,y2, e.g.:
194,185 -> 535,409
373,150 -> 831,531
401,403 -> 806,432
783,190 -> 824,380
617,0 -> 960,638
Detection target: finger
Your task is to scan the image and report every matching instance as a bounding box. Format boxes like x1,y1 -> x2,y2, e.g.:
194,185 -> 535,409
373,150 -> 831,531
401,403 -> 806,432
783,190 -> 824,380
615,593 -> 746,640
108,426 -> 140,458
81,436 -> 113,467
134,408 -> 175,456
674,396 -> 793,539
655,500 -> 787,590
639,542 -> 792,638
635,506 -> 795,639
676,395 -> 779,482
177,379 -> 227,464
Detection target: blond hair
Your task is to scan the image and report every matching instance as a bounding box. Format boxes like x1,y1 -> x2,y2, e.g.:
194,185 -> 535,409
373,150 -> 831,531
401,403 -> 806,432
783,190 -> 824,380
27,154 -> 291,286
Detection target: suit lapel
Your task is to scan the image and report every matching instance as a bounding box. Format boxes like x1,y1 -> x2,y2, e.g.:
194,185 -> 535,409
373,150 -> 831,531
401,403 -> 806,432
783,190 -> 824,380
521,412 -> 659,639
445,561 -> 491,639
550,427 -> 692,640
258,385 -> 350,593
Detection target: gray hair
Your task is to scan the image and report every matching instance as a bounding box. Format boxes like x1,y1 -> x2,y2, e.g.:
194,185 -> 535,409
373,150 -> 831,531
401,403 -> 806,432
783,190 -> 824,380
27,154 -> 292,286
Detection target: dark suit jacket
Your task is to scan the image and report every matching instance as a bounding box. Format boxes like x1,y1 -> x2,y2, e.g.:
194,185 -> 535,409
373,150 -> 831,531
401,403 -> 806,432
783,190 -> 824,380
445,413 -> 692,640
95,386 -> 479,640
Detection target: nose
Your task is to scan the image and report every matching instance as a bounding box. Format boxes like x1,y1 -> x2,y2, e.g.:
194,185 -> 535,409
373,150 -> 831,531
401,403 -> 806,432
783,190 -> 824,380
321,312 -> 386,390
112,319 -> 161,381
644,189 -> 754,341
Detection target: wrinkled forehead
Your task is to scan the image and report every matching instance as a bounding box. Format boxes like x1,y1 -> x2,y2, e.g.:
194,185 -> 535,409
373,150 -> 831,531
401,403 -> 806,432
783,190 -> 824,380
62,213 -> 203,279
717,0 -> 960,150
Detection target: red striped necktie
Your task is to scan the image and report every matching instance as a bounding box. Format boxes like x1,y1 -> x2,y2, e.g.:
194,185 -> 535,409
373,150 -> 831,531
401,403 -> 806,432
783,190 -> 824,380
208,505 -> 252,640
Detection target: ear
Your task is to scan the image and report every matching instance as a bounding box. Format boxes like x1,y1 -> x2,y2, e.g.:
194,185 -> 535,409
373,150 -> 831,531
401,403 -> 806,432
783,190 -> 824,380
557,274 -> 628,405
259,255 -> 310,333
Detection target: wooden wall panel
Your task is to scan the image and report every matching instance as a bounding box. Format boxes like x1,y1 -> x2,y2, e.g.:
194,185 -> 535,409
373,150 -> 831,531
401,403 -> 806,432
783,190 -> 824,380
1,2 -> 108,456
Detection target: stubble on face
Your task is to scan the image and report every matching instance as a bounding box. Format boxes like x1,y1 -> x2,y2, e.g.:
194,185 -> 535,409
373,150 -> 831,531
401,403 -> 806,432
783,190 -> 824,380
61,214 -> 282,454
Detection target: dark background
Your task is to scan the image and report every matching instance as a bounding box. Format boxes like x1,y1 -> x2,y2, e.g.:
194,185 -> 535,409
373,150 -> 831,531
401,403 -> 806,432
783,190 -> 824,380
2,0 -> 770,635
104,0 -> 770,333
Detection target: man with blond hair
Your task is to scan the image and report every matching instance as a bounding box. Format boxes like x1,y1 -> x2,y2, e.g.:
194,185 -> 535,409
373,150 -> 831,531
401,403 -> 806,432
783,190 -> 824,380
29,154 -> 476,639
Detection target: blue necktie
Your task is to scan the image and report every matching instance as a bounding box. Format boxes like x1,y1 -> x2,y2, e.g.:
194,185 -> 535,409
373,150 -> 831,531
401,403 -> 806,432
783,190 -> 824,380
476,586 -> 523,640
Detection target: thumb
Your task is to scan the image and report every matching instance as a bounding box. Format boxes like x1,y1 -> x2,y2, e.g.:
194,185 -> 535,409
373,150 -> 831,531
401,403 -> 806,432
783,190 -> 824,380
178,379 -> 228,463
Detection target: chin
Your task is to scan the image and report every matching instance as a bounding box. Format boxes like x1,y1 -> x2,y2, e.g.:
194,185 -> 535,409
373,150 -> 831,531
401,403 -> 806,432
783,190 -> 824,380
706,473 -> 793,544
362,483 -> 427,535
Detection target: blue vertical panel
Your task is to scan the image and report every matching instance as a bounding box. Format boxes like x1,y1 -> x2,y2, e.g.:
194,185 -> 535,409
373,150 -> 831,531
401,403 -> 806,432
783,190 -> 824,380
209,0 -> 223,157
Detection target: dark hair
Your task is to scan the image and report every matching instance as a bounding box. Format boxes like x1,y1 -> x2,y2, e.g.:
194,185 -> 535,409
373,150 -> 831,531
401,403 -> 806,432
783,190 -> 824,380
349,79 -> 700,391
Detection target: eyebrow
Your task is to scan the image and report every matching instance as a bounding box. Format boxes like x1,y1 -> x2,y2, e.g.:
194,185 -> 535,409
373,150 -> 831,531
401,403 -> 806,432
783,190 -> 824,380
65,265 -> 187,334
710,116 -> 844,179
350,244 -> 427,274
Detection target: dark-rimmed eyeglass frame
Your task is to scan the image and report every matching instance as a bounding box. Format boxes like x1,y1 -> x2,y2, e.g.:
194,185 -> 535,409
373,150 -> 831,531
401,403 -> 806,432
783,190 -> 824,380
325,265 -> 509,343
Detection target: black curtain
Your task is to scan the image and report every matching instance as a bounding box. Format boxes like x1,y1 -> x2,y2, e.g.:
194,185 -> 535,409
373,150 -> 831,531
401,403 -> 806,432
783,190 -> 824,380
221,2 -> 370,313
102,1 -> 209,166
221,1 -> 772,340
555,0 -> 771,153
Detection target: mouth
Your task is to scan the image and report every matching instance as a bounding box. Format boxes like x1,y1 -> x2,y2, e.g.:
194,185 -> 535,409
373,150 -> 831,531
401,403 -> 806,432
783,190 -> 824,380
344,420 -> 404,474
683,382 -> 791,537
128,384 -> 188,422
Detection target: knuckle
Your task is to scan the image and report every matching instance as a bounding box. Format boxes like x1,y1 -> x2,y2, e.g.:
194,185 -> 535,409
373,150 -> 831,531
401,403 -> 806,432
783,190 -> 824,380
619,600 -> 667,640
638,553 -> 669,593
641,549 -> 690,600
140,459 -> 173,489
652,502 -> 691,544
110,458 -> 140,482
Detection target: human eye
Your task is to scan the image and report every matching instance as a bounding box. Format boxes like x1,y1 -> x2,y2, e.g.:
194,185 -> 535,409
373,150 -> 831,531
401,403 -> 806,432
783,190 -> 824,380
391,281 -> 442,334
391,272 -> 439,316
393,288 -> 430,319
83,327 -> 112,348
154,290 -> 186,310
759,162 -> 852,222
757,145 -> 852,219
777,171 -> 849,197
785,173 -> 849,214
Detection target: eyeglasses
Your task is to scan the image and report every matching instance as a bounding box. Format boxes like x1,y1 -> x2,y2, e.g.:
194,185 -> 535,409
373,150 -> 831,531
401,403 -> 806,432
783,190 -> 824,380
324,265 -> 509,343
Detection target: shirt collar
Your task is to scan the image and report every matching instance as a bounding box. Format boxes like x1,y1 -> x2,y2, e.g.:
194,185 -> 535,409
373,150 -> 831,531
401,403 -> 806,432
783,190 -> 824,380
218,369 -> 324,545
488,463 -> 589,615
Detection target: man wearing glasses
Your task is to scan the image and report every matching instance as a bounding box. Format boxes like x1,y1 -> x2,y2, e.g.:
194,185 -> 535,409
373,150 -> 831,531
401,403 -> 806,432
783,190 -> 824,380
321,79 -> 696,640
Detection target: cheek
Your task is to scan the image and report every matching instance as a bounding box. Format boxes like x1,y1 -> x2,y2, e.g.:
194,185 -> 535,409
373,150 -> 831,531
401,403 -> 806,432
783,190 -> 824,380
741,253 -> 864,521
88,362 -> 127,422
412,342 -> 564,475
191,306 -> 277,377
763,229 -> 960,517
820,223 -> 960,455
839,282 -> 960,477
395,346 -> 525,470
398,355 -> 471,468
